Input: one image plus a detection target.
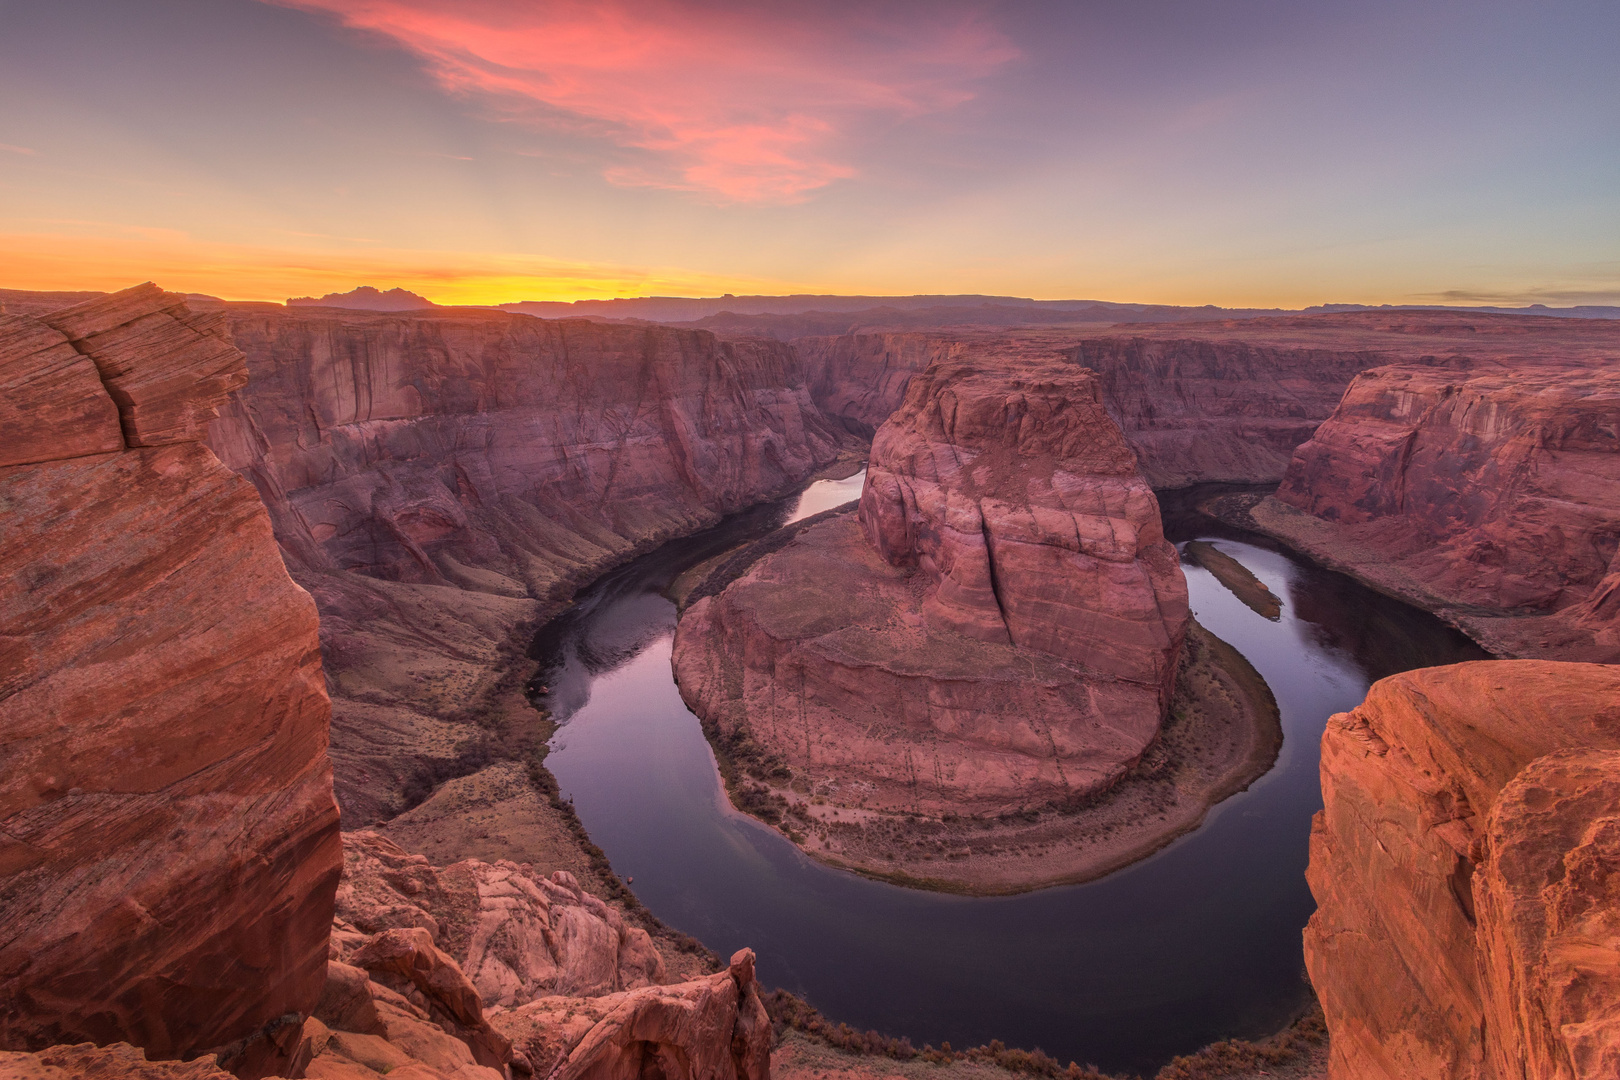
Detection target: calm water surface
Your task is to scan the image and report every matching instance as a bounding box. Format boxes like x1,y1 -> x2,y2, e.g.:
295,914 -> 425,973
532,479 -> 1485,1075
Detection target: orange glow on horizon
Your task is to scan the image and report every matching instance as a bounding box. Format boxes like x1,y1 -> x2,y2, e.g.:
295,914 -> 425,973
0,230 -> 807,306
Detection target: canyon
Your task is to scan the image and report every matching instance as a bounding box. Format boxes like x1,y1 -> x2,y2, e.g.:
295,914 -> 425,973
0,289 -> 784,1080
5,279 -> 1620,1079
796,311 -> 1620,488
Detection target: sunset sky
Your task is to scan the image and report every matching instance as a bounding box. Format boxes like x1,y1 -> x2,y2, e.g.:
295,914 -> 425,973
2,0 -> 1616,307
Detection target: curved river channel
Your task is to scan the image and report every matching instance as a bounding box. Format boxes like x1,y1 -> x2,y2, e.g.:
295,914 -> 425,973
531,474 -> 1485,1075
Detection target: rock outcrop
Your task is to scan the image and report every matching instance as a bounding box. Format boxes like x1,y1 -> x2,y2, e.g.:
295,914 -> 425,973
306,835 -> 771,1080
204,307 -> 848,824
0,286 -> 342,1076
858,359 -> 1187,695
1254,358 -> 1620,662
336,833 -> 666,1008
1303,660 -> 1620,1080
492,949 -> 770,1080
674,356 -> 1203,889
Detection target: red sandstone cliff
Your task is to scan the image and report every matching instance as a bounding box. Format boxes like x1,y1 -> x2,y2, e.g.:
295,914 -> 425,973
1304,661 -> 1620,1080
673,356 -> 1192,888
203,308 -> 848,823
1255,358 -> 1620,662
0,285 -> 342,1077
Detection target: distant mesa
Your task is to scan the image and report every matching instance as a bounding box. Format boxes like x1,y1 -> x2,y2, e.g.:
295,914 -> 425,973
287,285 -> 438,311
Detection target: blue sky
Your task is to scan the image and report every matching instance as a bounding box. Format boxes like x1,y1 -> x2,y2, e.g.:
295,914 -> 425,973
1,0 -> 1616,305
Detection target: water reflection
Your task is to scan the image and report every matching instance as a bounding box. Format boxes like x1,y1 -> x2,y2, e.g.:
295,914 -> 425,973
531,480 -> 1486,1075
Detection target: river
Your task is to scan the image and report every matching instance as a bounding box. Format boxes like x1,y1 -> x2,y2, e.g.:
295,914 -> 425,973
531,475 -> 1485,1075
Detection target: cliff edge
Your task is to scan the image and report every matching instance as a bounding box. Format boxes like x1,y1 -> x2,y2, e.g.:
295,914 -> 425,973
0,285 -> 342,1077
1304,660 -> 1620,1080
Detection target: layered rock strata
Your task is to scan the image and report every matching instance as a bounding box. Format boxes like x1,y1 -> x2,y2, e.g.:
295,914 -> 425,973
307,833 -> 771,1080
1252,359 -> 1620,662
796,327 -> 1374,487
0,286 -> 342,1075
799,312 -> 1620,489
203,307 -> 847,824
1304,660 -> 1620,1080
673,357 -> 1237,890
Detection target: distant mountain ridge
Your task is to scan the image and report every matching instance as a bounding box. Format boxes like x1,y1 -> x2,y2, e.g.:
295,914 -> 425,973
498,293 -> 1286,323
287,286 -> 438,311
500,293 -> 1620,326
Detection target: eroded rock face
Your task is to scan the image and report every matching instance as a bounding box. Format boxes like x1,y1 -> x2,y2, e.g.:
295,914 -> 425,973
308,836 -> 769,1080
336,832 -> 666,1008
492,949 -> 770,1080
859,358 -> 1187,694
1303,660 -> 1620,1080
0,286 -> 341,1075
1264,360 -> 1620,662
674,357 -> 1187,829
1070,335 -> 1381,488
205,308 -> 847,823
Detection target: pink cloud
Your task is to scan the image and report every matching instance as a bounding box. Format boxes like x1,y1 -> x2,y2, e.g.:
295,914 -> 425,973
270,0 -> 1016,203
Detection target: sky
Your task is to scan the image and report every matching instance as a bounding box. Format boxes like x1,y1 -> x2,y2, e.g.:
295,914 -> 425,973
1,0 -> 1617,307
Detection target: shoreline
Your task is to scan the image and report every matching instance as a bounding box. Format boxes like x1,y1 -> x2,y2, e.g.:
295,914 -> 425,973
1209,492 -> 1615,663
689,615 -> 1282,897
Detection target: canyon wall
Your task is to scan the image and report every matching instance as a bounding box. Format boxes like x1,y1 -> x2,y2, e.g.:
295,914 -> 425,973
1069,336 -> 1380,488
1255,358 -> 1620,661
1304,660 -> 1620,1080
205,308 -> 848,823
798,327 -> 1380,488
796,332 -> 960,435
799,313 -> 1620,491
0,286 -> 342,1076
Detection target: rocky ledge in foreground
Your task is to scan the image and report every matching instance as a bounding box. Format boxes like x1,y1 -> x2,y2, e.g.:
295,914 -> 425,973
1305,660 -> 1620,1080
673,355 -> 1280,892
302,831 -> 771,1080
1236,358 -> 1620,663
